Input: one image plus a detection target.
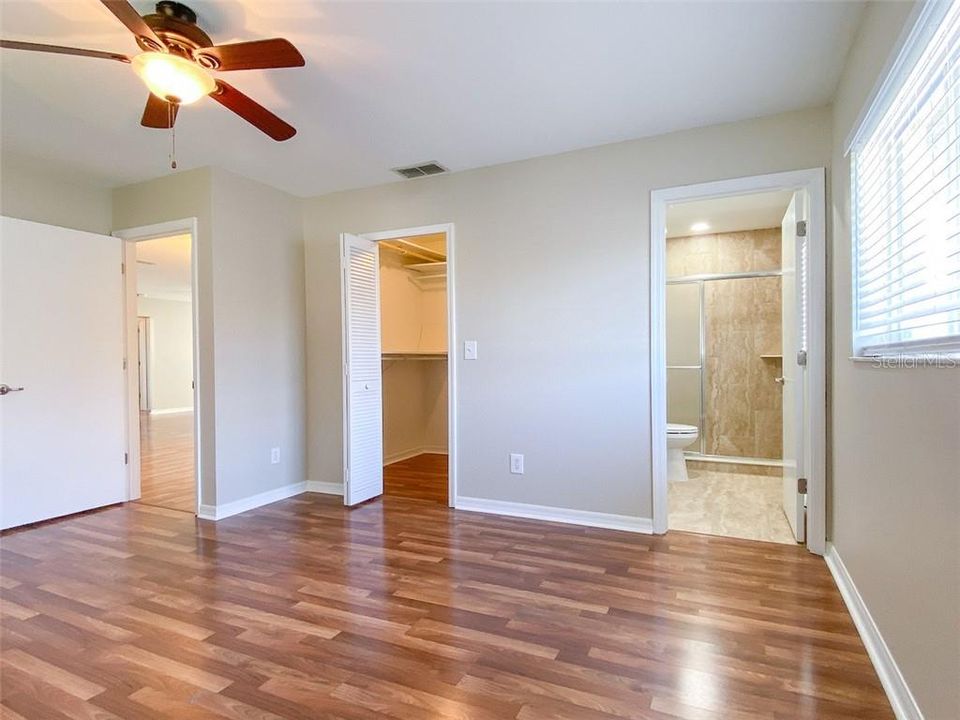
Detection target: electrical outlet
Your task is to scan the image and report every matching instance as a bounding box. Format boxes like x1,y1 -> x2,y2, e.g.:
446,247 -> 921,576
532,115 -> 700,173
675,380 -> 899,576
270,447 -> 280,465
510,453 -> 524,474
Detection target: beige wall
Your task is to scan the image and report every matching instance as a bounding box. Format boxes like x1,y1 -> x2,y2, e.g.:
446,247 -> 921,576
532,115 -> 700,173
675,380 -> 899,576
0,153 -> 112,234
830,2 -> 960,718
421,360 -> 448,452
114,167 -> 306,508
137,296 -> 194,412
381,360 -> 448,461
420,284 -> 448,353
382,360 -> 427,461
207,169 -> 305,506
304,106 -> 832,515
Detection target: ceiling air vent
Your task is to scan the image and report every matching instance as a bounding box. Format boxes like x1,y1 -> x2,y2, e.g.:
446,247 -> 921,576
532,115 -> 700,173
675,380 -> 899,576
393,162 -> 448,179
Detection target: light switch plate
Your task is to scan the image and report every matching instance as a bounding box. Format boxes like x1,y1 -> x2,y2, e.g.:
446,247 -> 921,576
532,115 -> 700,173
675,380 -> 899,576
464,340 -> 478,360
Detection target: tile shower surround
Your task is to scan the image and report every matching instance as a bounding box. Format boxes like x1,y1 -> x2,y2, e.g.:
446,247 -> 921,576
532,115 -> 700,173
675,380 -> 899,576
667,227 -> 783,460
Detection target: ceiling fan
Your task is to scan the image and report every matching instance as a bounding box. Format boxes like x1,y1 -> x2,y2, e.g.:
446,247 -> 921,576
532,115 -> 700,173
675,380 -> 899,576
0,0 -> 304,141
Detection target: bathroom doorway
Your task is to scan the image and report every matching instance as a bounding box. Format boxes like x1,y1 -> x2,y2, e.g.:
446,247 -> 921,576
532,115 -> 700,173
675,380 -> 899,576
650,170 -> 826,553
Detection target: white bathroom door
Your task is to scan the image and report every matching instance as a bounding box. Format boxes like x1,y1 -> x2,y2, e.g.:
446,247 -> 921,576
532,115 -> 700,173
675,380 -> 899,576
341,233 -> 384,506
781,193 -> 808,543
0,216 -> 126,530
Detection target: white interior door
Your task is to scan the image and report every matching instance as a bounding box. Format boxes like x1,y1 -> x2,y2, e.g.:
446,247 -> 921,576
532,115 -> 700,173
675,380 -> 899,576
1,216 -> 126,530
342,233 -> 384,506
781,193 -> 808,542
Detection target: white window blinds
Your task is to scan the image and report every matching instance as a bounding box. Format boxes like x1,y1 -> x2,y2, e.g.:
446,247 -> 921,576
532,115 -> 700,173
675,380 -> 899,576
851,0 -> 960,356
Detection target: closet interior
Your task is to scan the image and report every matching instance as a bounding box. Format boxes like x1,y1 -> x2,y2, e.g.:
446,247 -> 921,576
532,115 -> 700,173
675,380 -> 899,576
379,232 -> 449,503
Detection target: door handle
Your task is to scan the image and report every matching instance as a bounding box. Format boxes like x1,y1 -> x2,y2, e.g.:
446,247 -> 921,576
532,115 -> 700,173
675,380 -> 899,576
774,376 -> 785,385
0,384 -> 25,395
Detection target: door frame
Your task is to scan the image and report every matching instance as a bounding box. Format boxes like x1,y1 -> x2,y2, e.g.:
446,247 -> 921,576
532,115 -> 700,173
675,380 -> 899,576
339,223 -> 458,506
649,169 -> 826,554
113,218 -> 201,515
137,316 -> 151,412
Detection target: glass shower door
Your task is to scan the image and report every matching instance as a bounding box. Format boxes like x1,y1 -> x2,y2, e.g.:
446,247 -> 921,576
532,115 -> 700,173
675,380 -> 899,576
666,282 -> 702,454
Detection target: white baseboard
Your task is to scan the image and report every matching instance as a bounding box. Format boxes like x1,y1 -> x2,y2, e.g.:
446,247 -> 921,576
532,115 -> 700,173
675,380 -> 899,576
455,496 -> 653,534
825,544 -> 923,720
197,482 -> 306,521
149,406 -> 193,416
384,446 -> 449,465
305,480 -> 343,496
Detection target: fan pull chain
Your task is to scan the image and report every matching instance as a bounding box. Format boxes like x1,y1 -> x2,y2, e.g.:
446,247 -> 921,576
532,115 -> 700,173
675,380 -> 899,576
169,102 -> 177,170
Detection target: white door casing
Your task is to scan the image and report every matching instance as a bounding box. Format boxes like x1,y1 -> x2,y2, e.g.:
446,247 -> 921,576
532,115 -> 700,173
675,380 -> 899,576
0,216 -> 126,529
341,233 -> 384,506
137,316 -> 149,412
781,193 -> 808,542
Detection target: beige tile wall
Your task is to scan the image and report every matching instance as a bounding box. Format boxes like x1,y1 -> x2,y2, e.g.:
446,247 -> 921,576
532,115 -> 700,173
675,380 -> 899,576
667,227 -> 781,277
668,227 -> 783,460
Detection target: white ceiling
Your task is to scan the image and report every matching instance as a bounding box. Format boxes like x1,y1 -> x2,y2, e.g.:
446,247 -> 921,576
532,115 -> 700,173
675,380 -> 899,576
0,1 -> 864,197
666,190 -> 794,238
136,233 -> 191,301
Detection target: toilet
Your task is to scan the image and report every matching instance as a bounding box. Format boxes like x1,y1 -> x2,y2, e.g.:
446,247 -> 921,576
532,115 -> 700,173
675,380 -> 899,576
667,423 -> 698,482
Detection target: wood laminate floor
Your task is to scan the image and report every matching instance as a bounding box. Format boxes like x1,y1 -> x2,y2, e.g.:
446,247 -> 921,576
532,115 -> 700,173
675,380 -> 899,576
384,453 -> 448,504
0,494 -> 892,719
138,411 -> 195,514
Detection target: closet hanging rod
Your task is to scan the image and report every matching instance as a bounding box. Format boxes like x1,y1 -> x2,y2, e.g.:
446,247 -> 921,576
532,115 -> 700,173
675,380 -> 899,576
380,239 -> 446,263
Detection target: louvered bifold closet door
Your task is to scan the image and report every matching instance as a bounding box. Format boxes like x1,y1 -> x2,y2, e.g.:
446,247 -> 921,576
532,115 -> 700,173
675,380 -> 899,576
852,0 -> 960,354
342,233 -> 384,506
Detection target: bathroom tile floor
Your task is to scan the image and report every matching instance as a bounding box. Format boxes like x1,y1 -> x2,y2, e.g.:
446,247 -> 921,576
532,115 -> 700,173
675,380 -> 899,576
668,466 -> 798,544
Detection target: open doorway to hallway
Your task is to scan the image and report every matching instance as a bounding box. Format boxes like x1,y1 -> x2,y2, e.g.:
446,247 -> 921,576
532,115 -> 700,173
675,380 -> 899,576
130,233 -> 196,513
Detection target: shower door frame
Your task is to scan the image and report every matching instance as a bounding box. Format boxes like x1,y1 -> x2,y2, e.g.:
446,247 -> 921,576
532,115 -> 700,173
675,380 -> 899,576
649,168 -> 827,555
665,279 -> 706,455
667,269 -> 785,463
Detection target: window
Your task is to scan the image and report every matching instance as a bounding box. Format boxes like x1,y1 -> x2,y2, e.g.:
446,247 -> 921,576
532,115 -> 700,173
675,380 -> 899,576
850,0 -> 960,357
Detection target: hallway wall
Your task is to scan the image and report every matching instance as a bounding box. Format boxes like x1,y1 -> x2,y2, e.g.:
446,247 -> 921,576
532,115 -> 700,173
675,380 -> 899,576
137,297 -> 194,412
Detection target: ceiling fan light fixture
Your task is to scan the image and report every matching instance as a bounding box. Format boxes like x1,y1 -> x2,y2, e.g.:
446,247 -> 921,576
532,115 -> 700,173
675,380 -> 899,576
132,51 -> 214,104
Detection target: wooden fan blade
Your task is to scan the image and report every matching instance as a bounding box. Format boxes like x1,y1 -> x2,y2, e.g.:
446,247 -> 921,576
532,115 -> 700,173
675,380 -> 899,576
141,94 -> 178,129
195,38 -> 304,71
100,0 -> 165,50
210,81 -> 296,141
0,40 -> 129,63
